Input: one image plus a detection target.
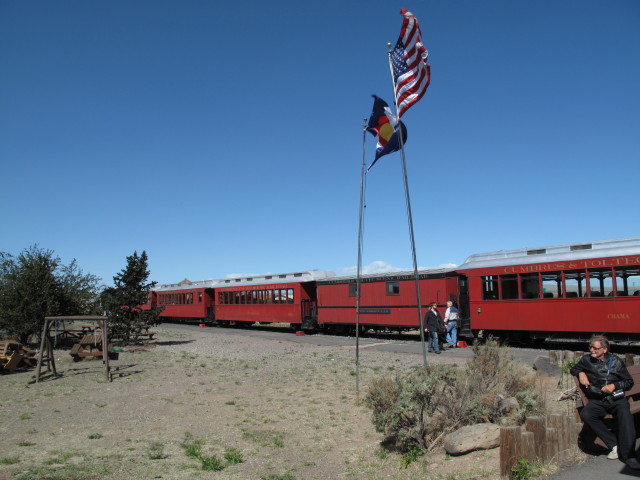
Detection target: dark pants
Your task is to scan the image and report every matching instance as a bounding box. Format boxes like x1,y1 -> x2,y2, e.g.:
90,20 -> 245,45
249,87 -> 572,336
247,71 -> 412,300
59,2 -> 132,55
580,397 -> 636,461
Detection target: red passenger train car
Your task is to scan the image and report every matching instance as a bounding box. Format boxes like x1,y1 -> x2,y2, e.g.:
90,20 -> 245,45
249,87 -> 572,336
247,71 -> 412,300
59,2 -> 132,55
213,270 -> 335,329
316,268 -> 460,333
458,237 -> 640,344
153,280 -> 217,323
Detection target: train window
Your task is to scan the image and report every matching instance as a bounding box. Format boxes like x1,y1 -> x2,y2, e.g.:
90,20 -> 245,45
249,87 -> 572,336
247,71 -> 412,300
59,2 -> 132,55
520,273 -> 540,299
482,276 -> 498,300
252,291 -> 257,304
279,275 -> 286,278
542,272 -> 562,298
348,284 -> 358,297
565,270 -> 586,298
500,275 -> 518,300
294,273 -> 302,277
265,276 -> 272,279
287,288 -> 294,304
614,267 -> 640,296
588,268 -> 613,297
386,282 -> 400,295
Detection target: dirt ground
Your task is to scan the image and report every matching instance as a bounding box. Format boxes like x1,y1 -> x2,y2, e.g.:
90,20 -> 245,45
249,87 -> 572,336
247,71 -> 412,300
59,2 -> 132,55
0,325 -> 573,480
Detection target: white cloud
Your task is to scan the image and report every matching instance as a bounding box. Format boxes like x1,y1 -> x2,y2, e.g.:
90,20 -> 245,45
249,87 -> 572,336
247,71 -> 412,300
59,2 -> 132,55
340,261 -> 458,276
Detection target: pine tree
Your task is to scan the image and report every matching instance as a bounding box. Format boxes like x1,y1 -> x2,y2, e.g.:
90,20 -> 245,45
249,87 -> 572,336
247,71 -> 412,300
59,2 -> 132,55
102,251 -> 162,342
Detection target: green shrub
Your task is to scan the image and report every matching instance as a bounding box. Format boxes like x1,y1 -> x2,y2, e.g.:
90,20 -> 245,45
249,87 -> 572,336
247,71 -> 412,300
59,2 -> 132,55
224,447 -> 243,465
512,457 -> 533,480
365,365 -> 456,451
364,338 -> 544,453
200,454 -> 224,471
399,447 -> 423,469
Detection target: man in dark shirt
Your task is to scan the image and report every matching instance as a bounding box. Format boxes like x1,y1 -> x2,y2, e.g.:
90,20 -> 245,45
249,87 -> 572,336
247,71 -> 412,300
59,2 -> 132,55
570,335 -> 640,469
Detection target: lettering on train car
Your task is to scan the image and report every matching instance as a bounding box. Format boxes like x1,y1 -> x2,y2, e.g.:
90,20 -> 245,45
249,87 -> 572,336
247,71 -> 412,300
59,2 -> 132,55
357,308 -> 391,314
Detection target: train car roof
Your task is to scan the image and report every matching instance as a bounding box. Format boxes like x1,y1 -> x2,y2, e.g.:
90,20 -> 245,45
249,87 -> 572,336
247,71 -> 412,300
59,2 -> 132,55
154,279 -> 222,292
216,270 -> 336,287
317,267 -> 457,285
154,270 -> 336,291
457,237 -> 640,270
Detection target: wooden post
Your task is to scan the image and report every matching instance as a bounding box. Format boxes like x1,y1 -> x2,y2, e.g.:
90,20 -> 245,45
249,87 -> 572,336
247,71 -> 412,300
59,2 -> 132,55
500,426 -> 522,478
548,413 -> 566,461
549,350 -> 559,366
521,431 -> 536,461
525,416 -> 546,460
563,415 -> 578,453
573,351 -> 583,361
545,427 -> 558,462
625,353 -> 635,367
98,319 -> 111,382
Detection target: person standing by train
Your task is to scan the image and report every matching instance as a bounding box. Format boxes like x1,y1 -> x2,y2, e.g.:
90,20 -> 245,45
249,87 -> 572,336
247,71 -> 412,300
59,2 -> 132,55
424,302 -> 443,354
444,300 -> 459,348
570,335 -> 640,469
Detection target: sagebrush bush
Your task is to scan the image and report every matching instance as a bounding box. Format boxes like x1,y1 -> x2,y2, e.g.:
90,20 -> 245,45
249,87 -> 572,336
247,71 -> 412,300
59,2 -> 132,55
364,338 -> 544,452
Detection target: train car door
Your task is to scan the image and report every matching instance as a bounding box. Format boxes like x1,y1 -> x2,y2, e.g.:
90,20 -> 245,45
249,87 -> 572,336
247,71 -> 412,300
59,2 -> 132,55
301,299 -> 317,330
457,275 -> 471,338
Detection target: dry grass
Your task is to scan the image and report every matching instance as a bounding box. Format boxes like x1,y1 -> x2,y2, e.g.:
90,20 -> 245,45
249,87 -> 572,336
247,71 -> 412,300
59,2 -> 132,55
0,326 -> 531,480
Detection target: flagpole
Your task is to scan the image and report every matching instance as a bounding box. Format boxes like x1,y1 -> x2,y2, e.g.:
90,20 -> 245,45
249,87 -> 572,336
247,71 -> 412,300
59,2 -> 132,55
355,118 -> 368,404
387,45 -> 428,367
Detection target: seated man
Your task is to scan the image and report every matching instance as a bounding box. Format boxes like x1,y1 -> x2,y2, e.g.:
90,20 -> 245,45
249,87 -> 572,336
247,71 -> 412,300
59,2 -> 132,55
570,335 -> 640,469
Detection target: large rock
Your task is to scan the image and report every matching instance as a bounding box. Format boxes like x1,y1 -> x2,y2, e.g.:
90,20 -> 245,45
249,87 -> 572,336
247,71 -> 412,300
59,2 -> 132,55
443,423 -> 500,456
533,355 -> 562,377
495,394 -> 519,416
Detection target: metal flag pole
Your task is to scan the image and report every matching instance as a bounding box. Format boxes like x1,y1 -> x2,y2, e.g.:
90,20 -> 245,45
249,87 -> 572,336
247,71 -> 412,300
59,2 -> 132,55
355,117 -> 368,404
387,44 -> 428,367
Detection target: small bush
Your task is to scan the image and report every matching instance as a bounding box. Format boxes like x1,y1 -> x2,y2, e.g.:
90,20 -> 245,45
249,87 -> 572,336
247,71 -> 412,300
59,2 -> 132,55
512,457 -> 533,480
224,447 -> 243,465
200,454 -> 224,471
180,432 -> 242,472
399,447 -> 423,468
147,442 -> 165,460
364,338 -> 544,452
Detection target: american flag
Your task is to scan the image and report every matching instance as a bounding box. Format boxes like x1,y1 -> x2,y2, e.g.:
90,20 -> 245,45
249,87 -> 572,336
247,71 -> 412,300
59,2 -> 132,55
391,9 -> 430,118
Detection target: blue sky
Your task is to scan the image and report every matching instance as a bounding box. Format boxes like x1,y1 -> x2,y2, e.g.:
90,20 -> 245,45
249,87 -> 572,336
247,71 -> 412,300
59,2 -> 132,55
1,0 -> 639,286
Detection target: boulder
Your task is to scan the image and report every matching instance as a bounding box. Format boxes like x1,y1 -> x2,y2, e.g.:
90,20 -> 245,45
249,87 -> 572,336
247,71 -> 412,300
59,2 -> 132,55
495,394 -> 519,416
533,355 -> 562,377
443,423 -> 500,456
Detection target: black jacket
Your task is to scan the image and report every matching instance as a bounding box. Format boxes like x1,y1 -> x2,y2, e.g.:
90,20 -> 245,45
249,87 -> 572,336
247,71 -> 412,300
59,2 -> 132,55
570,352 -> 634,398
425,309 -> 443,332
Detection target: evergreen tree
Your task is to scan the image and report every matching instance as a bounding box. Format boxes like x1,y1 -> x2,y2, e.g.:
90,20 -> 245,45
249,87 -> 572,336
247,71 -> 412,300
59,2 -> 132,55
102,251 -> 162,342
0,245 -> 101,344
